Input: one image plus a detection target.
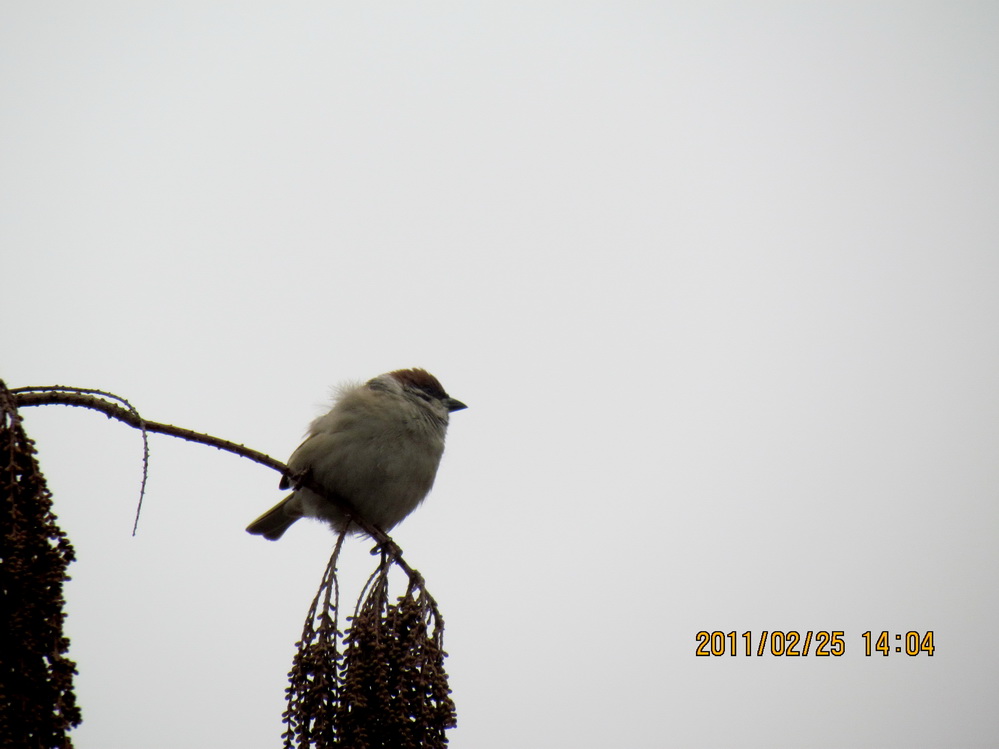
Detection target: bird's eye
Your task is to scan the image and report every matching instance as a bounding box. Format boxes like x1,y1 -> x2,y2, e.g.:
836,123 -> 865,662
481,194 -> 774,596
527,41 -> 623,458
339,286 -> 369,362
415,390 -> 433,402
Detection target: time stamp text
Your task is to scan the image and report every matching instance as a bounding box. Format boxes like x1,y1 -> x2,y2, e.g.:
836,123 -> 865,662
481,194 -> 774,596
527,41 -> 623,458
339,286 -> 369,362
695,630 -> 935,657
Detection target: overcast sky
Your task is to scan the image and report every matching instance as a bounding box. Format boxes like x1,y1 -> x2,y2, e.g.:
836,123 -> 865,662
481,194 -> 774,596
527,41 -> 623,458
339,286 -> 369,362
3,2 -> 999,747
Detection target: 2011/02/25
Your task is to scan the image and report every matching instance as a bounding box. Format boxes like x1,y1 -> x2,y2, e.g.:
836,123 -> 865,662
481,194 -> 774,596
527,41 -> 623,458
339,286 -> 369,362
694,630 -> 935,656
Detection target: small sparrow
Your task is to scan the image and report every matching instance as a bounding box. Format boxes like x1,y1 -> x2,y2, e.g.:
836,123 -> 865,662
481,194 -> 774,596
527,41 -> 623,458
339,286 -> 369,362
246,368 -> 466,540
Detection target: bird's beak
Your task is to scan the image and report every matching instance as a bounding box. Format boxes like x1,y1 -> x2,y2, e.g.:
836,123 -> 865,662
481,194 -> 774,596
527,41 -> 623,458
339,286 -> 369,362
446,397 -> 468,412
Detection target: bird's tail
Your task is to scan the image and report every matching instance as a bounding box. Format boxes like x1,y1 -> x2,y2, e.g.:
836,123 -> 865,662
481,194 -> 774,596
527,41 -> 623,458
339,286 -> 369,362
246,495 -> 302,541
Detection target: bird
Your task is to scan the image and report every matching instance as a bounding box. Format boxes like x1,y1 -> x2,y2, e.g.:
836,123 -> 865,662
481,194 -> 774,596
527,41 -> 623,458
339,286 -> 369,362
246,368 -> 466,541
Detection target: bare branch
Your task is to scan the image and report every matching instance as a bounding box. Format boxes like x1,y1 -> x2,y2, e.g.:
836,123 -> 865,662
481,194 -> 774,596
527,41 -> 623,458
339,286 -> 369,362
11,388 -> 426,586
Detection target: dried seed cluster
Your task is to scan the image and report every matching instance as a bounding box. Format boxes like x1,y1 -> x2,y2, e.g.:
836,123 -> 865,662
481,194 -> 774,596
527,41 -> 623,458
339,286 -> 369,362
283,546 -> 456,748
0,381 -> 81,747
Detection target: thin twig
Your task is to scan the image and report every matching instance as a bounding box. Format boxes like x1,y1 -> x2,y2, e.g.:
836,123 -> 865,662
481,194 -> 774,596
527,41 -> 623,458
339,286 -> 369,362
12,386 -> 150,535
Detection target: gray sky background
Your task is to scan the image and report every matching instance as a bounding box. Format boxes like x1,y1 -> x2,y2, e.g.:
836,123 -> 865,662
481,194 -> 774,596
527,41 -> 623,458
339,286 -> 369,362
3,2 -> 998,747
